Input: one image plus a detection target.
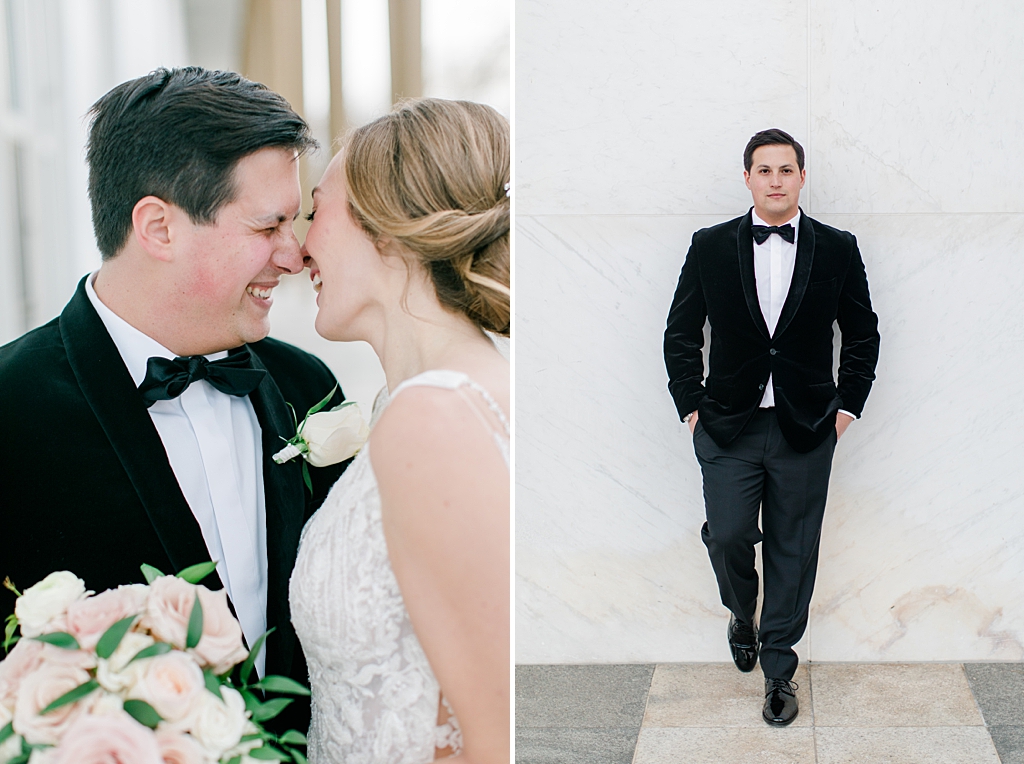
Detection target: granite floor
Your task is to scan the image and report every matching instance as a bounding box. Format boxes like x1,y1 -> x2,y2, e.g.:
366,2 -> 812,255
516,663 -> 1024,763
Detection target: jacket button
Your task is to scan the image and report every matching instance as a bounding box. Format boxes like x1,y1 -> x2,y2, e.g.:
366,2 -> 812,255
769,349 -> 778,356
758,384 -> 765,391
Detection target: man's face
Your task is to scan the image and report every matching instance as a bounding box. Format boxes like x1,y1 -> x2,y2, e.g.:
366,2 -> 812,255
172,147 -> 303,352
743,144 -> 806,225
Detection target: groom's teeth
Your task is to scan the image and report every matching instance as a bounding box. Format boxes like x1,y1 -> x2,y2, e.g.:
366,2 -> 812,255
246,286 -> 273,299
312,274 -> 322,293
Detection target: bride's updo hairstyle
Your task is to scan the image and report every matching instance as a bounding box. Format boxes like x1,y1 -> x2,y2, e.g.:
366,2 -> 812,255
342,98 -> 510,336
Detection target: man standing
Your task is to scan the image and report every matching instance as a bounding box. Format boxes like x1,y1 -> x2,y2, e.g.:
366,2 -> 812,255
0,68 -> 348,732
664,129 -> 879,725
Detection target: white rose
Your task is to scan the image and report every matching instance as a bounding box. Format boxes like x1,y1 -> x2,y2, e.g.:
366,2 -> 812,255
15,573 -> 87,638
220,721 -> 262,760
96,632 -> 154,694
183,686 -> 248,759
300,402 -> 369,467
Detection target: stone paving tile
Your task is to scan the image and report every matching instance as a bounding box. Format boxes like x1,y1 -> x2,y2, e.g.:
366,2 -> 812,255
810,663 -> 983,727
643,663 -> 812,728
515,727 -> 639,764
632,726 -> 816,764
988,726 -> 1024,764
515,664 -> 655,728
965,663 -> 1024,725
814,727 -> 1001,763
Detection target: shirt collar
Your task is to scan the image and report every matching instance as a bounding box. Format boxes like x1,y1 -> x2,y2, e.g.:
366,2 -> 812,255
751,208 -> 800,243
85,271 -> 227,387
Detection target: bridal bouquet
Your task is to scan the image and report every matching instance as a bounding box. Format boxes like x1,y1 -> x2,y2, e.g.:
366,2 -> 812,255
0,564 -> 309,764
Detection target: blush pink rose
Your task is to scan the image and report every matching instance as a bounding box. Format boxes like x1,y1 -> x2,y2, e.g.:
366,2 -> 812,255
0,638 -> 45,711
50,710 -> 162,764
142,577 -> 199,649
128,651 -> 204,723
12,652 -> 94,745
155,730 -> 207,764
191,587 -> 248,675
66,585 -> 148,651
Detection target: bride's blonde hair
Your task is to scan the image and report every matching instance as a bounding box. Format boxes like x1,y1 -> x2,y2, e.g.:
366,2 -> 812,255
342,98 -> 510,336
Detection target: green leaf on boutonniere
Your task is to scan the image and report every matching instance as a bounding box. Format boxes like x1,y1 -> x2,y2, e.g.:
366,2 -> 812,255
128,641 -> 173,664
176,561 -> 218,585
95,614 -> 138,659
32,632 -> 79,650
240,627 -> 275,686
226,757 -> 242,764
0,721 -> 14,744
123,699 -> 162,729
140,564 -> 165,584
290,748 -> 308,764
254,675 -> 311,697
39,679 -> 98,714
186,592 -> 203,649
297,385 -> 339,436
302,461 -> 313,493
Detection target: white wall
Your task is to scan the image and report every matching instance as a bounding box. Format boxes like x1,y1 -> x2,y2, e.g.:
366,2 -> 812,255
515,0 -> 1024,664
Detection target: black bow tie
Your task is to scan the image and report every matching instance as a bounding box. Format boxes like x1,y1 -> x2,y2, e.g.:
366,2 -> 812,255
138,350 -> 267,408
752,224 -> 795,245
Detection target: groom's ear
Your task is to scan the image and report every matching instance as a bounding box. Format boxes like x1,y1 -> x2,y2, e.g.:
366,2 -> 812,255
131,195 -> 175,262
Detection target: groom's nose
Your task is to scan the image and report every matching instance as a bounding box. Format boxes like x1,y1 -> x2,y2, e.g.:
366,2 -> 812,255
272,230 -> 304,274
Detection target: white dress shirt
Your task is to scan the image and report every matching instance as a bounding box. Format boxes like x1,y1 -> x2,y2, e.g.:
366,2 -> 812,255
86,273 -> 268,676
751,212 -> 856,420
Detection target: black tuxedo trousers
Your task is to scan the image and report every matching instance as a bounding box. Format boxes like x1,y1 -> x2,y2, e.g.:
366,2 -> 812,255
0,278 -> 349,732
695,410 -> 835,681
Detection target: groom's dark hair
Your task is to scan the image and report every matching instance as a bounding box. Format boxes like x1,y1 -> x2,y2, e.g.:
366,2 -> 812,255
86,67 -> 317,259
743,128 -> 805,172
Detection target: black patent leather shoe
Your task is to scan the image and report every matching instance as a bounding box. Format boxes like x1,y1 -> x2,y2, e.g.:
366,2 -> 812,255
762,677 -> 799,726
727,614 -> 758,672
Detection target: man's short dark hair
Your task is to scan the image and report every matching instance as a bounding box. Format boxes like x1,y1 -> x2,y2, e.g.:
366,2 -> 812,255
743,128 -> 805,173
86,67 -> 317,259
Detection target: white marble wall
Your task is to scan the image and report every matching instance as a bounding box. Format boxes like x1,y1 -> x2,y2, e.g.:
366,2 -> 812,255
515,0 -> 1024,663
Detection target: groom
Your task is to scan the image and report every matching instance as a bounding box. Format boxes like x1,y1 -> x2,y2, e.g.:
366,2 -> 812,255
664,129 -> 880,725
0,68 -> 347,730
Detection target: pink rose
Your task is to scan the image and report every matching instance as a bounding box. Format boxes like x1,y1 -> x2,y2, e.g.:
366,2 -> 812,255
66,585 -> 148,651
0,638 -> 45,711
50,710 -> 162,764
155,730 -> 207,764
12,650 -> 94,745
191,587 -> 248,675
142,577 -> 198,649
128,651 -> 204,723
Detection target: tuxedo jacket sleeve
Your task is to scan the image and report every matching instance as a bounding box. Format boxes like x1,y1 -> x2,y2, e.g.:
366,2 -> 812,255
0,279 -> 348,730
664,211 -> 880,453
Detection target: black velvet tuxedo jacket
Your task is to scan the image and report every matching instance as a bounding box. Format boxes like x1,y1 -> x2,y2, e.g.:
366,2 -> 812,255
664,209 -> 880,454
0,278 -> 348,729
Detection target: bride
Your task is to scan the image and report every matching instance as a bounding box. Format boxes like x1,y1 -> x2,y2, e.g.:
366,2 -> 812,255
288,98 -> 510,763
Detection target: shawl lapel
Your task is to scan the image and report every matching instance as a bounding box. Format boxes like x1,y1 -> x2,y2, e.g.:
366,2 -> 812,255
736,211 -> 771,340
773,209 -> 816,340
245,344 -> 306,676
59,278 -> 212,575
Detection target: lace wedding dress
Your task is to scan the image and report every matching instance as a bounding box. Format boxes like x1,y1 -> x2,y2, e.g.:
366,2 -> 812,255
290,370 -> 510,763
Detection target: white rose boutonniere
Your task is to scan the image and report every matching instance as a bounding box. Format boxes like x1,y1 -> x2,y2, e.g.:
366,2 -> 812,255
272,386 -> 370,490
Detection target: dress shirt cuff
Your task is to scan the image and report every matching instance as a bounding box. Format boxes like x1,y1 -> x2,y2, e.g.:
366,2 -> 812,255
838,409 -> 858,420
